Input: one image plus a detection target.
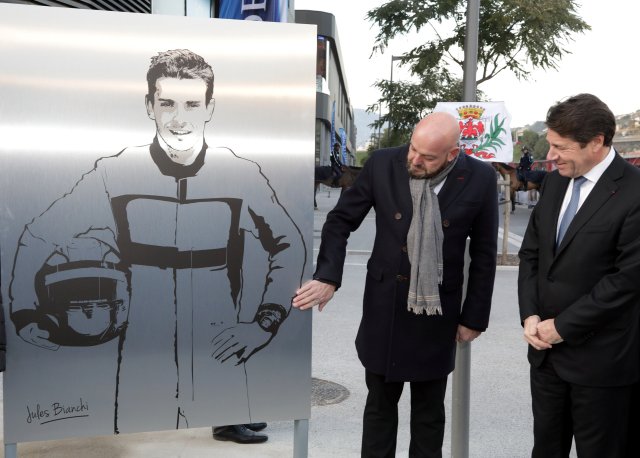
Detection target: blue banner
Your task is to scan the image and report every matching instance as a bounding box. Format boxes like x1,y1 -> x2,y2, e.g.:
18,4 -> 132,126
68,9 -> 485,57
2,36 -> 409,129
339,128 -> 347,164
218,0 -> 288,22
330,100 -> 336,156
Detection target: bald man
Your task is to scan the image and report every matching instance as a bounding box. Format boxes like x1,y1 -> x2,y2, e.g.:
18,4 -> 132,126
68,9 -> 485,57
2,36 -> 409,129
293,112 -> 498,457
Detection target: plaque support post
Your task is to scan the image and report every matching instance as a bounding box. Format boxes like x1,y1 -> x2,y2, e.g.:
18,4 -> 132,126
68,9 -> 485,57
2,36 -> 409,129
293,419 -> 309,458
5,443 -> 17,458
451,237 -> 473,458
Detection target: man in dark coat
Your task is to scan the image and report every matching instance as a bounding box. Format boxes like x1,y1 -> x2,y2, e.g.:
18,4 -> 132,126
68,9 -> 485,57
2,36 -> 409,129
293,112 -> 498,457
518,93 -> 640,458
330,142 -> 344,186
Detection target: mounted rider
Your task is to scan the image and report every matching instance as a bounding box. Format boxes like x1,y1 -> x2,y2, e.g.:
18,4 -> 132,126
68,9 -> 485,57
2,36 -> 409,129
517,146 -> 534,188
330,142 -> 344,186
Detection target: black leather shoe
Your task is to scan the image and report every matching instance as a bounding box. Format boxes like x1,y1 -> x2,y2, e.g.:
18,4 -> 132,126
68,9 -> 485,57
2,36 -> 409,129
212,425 -> 268,444
245,422 -> 267,432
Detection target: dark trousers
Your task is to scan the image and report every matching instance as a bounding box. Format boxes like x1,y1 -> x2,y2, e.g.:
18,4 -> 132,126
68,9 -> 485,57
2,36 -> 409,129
361,370 -> 448,458
626,380 -> 640,458
530,356 -> 631,458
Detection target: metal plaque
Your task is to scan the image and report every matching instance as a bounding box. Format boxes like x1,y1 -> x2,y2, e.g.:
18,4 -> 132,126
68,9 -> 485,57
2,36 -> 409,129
0,4 -> 316,443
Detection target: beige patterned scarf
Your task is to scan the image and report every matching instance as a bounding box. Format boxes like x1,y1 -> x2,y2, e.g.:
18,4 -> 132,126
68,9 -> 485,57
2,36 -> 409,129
407,155 -> 458,315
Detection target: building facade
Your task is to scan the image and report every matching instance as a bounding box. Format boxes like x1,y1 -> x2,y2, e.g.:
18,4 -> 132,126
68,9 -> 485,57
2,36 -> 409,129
295,10 -> 356,166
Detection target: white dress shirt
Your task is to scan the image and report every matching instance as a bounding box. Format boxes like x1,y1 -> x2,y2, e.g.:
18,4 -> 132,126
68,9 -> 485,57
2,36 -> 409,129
556,147 -> 616,239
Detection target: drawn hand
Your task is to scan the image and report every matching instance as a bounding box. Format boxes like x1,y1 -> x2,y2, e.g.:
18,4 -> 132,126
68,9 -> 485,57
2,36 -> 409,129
211,322 -> 272,365
18,323 -> 59,351
292,279 -> 336,311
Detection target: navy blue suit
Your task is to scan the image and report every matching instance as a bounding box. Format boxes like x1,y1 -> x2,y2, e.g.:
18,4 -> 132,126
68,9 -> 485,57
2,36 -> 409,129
519,153 -> 640,457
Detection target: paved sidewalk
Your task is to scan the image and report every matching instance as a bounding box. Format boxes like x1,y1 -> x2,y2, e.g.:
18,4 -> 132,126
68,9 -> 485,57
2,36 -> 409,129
0,190 -> 571,457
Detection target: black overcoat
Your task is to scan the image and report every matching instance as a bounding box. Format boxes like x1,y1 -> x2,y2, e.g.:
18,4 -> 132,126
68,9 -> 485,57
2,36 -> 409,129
315,147 -> 498,381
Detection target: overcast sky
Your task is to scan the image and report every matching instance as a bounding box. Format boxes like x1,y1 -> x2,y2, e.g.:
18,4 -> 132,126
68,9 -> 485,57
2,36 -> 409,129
294,1 -> 639,127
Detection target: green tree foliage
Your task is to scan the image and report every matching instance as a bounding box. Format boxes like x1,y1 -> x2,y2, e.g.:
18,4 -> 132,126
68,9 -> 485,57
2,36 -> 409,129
366,0 -> 589,141
520,130 -> 539,150
533,136 -> 550,159
368,75 -> 484,143
355,150 -> 370,166
365,128 -> 407,158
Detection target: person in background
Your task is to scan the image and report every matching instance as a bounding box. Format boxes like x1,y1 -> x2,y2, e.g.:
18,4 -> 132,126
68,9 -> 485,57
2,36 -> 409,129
527,160 -> 539,209
517,146 -> 534,187
330,142 -> 344,186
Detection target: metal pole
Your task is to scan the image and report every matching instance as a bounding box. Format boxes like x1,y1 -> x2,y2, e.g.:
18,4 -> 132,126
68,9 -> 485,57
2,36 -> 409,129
288,0 -> 295,23
293,419 -> 309,458
5,443 -> 17,458
377,102 -> 382,149
387,55 -> 394,144
452,2 -> 480,458
386,56 -> 402,145
461,1 -> 480,102
502,174 -> 511,265
452,342 -> 471,457
452,239 -> 472,458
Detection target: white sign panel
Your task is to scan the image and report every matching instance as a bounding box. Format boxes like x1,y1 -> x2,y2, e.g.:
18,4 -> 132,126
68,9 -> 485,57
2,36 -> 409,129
435,101 -> 513,162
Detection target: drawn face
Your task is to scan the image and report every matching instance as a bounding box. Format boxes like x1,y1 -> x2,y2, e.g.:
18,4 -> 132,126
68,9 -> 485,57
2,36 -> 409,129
546,129 -> 604,178
146,77 -> 214,156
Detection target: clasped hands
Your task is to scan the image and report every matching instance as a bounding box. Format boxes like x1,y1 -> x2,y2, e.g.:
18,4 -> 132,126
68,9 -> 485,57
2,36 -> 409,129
523,315 -> 563,350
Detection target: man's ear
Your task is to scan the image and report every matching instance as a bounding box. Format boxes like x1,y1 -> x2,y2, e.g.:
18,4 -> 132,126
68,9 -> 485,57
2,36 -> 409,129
590,134 -> 605,149
206,98 -> 215,121
145,95 -> 155,120
448,147 -> 460,161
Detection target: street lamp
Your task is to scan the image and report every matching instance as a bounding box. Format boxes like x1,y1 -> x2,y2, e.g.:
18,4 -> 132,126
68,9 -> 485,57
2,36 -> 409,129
377,101 -> 382,149
387,55 -> 402,144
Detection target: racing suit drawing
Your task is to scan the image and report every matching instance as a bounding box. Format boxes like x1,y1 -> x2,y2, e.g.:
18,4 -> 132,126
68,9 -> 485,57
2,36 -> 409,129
9,138 -> 306,432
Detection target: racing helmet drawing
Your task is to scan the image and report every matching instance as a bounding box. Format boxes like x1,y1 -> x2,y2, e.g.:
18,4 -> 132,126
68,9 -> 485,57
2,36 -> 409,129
34,249 -> 129,346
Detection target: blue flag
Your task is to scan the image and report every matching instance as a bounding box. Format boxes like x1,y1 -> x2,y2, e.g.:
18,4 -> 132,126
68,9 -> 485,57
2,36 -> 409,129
339,128 -> 347,164
330,100 -> 336,155
218,0 -> 288,22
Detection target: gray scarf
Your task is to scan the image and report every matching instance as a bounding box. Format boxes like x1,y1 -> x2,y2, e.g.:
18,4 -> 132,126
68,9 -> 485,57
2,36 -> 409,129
407,155 -> 459,315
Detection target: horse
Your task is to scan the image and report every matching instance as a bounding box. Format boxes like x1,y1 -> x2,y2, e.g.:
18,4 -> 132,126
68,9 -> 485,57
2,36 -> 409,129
494,162 -> 547,213
314,165 -> 361,209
